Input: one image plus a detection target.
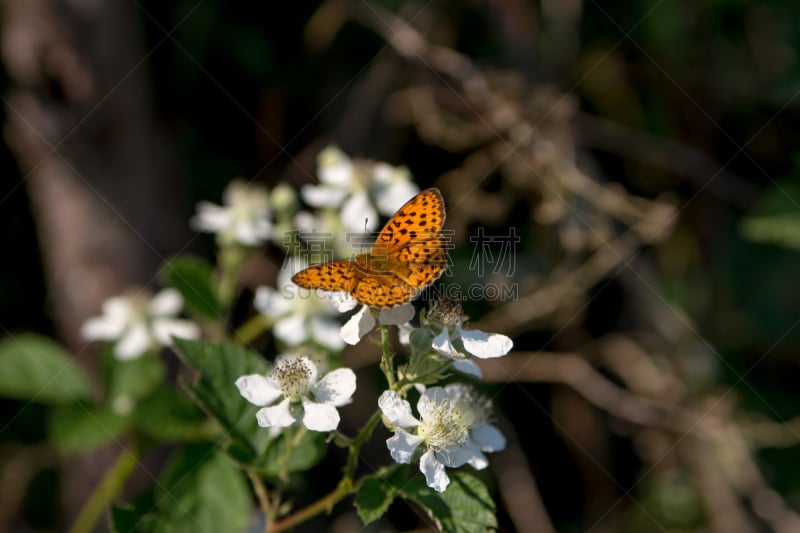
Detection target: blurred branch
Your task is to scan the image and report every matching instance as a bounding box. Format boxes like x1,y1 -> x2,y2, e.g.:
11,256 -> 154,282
577,114 -> 759,209
493,416 -> 556,533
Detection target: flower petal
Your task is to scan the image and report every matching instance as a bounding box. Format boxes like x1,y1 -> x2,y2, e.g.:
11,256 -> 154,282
255,398 -> 295,428
301,185 -> 348,207
341,190 -> 377,233
397,322 -> 414,346
114,324 -> 151,360
148,288 -> 183,316
386,428 -> 424,464
273,314 -> 308,346
301,397 -> 340,431
420,449 -> 450,493
378,391 -> 419,427
317,146 -> 353,187
438,441 -> 484,468
465,449 -> 489,470
417,387 -> 449,421
235,374 -> 283,406
151,319 -> 200,345
309,317 -> 345,350
457,327 -> 513,359
432,329 -> 461,359
378,303 -> 415,325
80,312 -> 128,341
471,423 -> 507,452
253,287 -> 294,318
320,291 -> 359,312
452,359 -> 483,378
312,368 -> 356,406
340,305 -> 375,345
190,202 -> 231,232
375,180 -> 419,215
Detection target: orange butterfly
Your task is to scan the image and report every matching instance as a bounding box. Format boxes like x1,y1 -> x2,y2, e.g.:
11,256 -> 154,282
292,188 -> 448,307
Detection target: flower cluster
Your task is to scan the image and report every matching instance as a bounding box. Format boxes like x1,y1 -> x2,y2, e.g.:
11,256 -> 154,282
80,147 -> 514,503
81,288 -> 199,360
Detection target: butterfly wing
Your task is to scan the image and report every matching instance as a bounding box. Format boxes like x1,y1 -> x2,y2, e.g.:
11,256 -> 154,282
373,188 -> 446,253
392,234 -> 449,289
291,261 -> 361,293
352,274 -> 418,307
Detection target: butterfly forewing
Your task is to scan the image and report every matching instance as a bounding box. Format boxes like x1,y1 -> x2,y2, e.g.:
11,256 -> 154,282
291,187 -> 448,307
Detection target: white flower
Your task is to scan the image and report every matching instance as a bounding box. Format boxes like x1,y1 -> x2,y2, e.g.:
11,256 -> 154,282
301,145 -> 419,233
255,266 -> 346,351
191,180 -> 274,246
403,298 -> 513,378
236,354 -> 356,432
378,384 -> 506,493
340,303 -> 416,345
81,288 -> 200,361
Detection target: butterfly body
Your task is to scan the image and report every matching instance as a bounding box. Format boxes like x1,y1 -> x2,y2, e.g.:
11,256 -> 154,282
292,188 -> 447,308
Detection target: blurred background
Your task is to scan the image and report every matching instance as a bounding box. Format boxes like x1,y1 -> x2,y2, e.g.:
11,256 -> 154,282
2,0 -> 800,531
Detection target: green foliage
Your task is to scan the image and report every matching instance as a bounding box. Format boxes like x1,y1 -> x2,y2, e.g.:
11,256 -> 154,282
160,256 -> 222,319
106,355 -> 166,408
49,404 -> 130,452
109,445 -> 250,533
172,338 -> 271,457
0,333 -> 92,404
133,388 -> 207,442
356,466 -> 496,533
356,464 -> 408,524
399,472 -> 497,533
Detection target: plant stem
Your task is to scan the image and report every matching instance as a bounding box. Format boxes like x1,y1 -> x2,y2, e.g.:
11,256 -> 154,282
267,409 -> 383,532
247,469 -> 271,522
233,313 -> 272,345
69,443 -> 139,533
267,483 -> 350,533
379,325 -> 396,388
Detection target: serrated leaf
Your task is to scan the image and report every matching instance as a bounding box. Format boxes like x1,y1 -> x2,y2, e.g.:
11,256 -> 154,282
49,404 -> 131,452
400,471 -> 497,533
0,333 -> 91,404
172,338 -> 272,459
134,388 -> 206,442
356,464 -> 409,525
160,256 -> 222,318
156,443 -> 250,533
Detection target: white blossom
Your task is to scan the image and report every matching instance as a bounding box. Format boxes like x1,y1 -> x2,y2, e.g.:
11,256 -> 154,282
81,288 -> 200,361
301,145 -> 419,233
236,354 -> 356,432
255,266 -> 346,351
340,303 -> 415,346
191,180 -> 274,246
403,298 -> 513,378
378,384 -> 506,492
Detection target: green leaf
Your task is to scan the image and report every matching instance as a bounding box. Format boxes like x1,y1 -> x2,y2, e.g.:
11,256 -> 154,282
400,471 -> 497,533
356,465 -> 408,525
49,404 -> 131,452
172,338 -> 272,459
109,505 -> 155,533
134,389 -> 206,442
107,355 -> 166,409
740,214 -> 800,250
156,443 -> 250,533
160,256 -> 222,318
256,429 -> 326,476
0,333 -> 91,404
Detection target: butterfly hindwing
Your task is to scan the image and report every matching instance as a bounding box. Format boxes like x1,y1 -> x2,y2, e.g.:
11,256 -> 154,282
291,261 -> 361,293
